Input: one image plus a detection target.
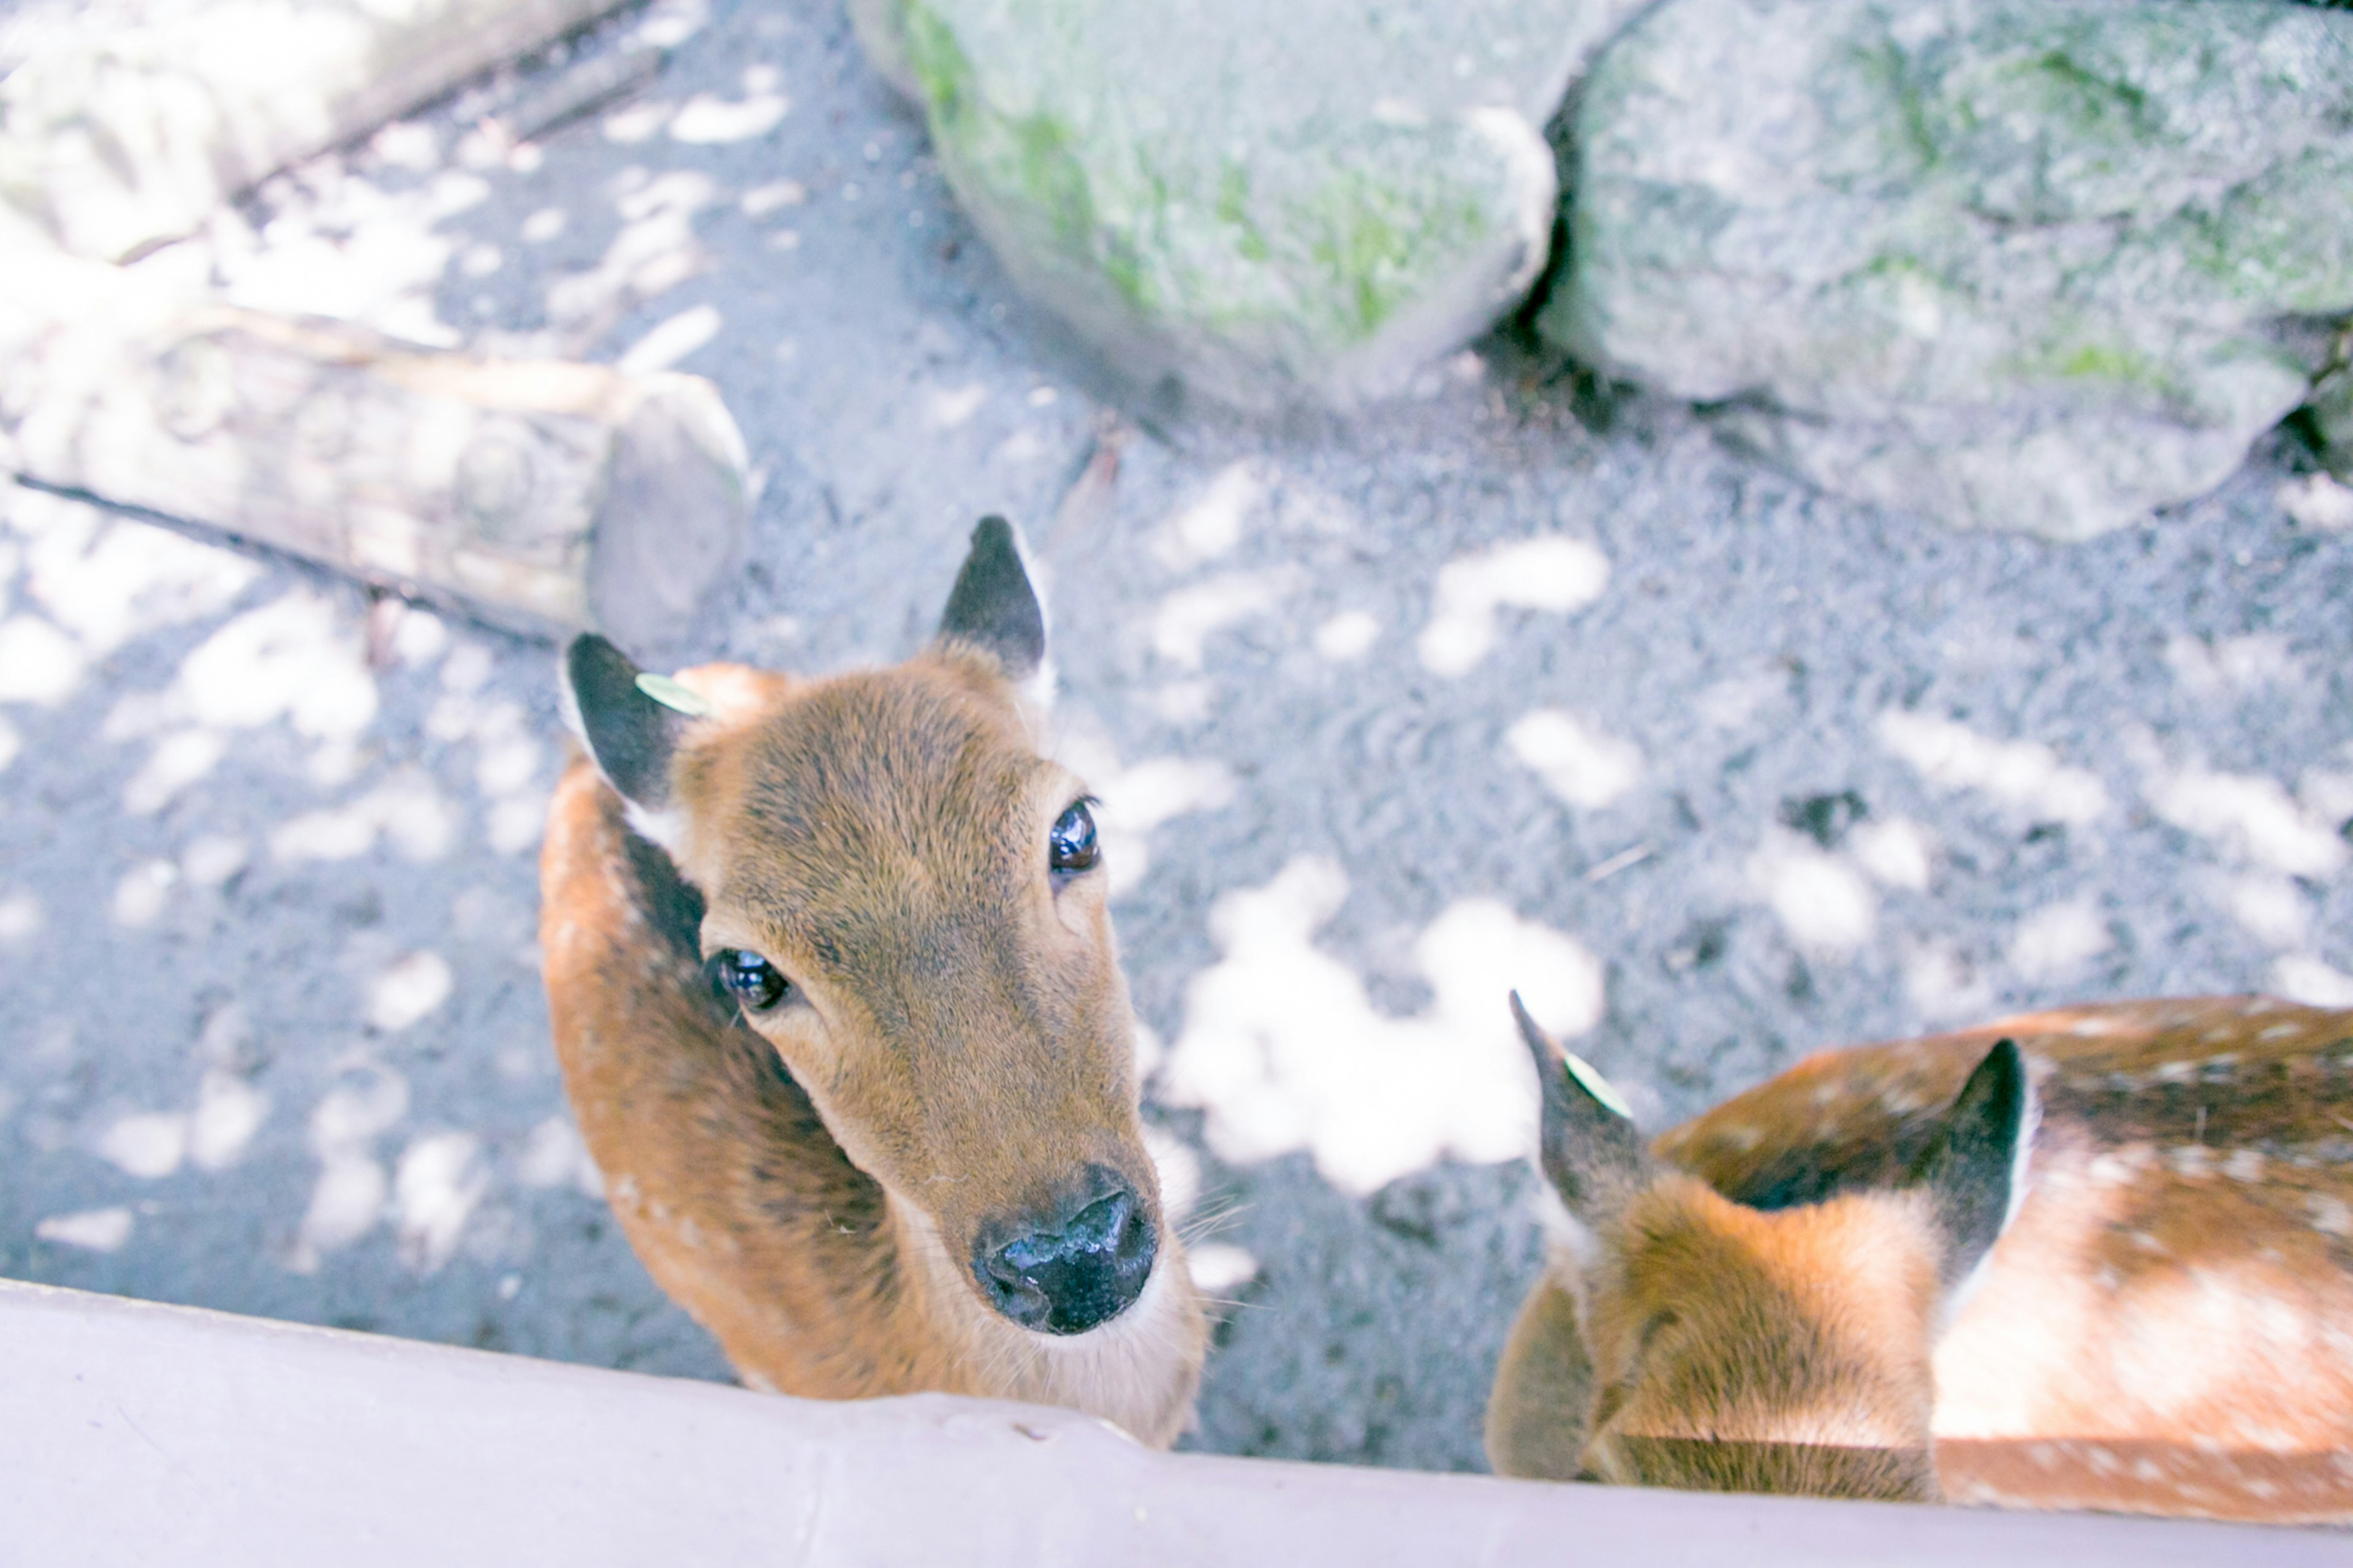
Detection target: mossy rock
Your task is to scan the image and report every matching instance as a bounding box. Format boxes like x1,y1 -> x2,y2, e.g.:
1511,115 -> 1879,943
874,0 -> 1646,407
1548,0 -> 2353,539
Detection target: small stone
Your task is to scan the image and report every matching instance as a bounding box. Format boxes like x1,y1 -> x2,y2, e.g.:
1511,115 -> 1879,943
1547,0 -> 2353,539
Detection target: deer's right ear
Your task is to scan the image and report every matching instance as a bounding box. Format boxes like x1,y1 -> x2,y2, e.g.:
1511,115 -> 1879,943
559,633 -> 695,849
1905,1037 -> 2036,1316
1516,993 -> 1651,1233
934,515 -> 1047,687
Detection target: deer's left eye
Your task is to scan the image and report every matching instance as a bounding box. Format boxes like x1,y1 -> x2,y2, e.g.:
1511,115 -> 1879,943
1048,800 -> 1100,876
717,950 -> 790,1012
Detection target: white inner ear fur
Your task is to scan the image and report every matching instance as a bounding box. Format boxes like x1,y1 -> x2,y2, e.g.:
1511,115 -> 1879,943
1003,518 -> 1058,716
623,799 -> 691,861
1533,1179 -> 1605,1322
1934,1075 -> 2042,1333
558,654 -> 695,864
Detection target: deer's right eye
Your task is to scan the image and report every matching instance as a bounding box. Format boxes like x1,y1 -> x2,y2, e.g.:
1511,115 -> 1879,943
718,950 -> 790,1012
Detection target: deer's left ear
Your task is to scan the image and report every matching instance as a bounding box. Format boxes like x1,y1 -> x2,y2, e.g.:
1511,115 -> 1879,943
1906,1037 -> 2037,1318
934,515 -> 1047,689
1517,993 -> 1652,1243
559,632 -> 700,853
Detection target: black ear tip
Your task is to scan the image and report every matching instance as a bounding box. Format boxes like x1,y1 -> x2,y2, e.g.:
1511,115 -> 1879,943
1510,991 -> 1558,1064
1984,1036 -> 2028,1119
564,631 -> 636,685
972,513 -> 1015,549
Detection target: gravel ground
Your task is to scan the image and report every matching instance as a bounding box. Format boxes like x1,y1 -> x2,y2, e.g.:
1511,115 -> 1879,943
4,0 -> 2351,1475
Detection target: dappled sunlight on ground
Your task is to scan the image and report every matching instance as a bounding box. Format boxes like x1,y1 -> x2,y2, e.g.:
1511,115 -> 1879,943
0,0 -> 2347,1483
1158,855 -> 1608,1194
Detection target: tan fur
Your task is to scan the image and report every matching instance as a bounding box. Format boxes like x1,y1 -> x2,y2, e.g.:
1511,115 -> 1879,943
1490,998 -> 2353,1521
540,648 -> 1205,1444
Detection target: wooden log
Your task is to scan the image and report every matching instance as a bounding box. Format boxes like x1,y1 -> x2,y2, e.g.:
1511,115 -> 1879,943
0,0 -> 631,262
0,237 -> 749,646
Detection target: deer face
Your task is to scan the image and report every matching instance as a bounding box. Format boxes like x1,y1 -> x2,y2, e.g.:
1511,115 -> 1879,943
1507,998 -> 2034,1501
562,520 -> 1170,1340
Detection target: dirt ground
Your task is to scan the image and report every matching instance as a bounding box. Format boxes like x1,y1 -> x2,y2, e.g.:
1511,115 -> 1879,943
3,0 -> 2350,1474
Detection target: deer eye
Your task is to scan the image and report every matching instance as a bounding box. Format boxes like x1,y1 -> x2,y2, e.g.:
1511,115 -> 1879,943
1048,799 -> 1100,876
717,950 -> 790,1012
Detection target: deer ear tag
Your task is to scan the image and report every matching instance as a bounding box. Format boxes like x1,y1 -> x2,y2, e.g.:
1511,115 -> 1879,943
1562,1050 -> 1635,1121
635,672 -> 712,718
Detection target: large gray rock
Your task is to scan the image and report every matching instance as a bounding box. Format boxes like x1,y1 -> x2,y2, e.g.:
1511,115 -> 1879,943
883,0 -> 1645,407
1545,0 -> 2353,540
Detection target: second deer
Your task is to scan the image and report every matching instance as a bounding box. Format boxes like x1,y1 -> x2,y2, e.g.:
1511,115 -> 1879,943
539,518 -> 1207,1443
1489,996 -> 2353,1522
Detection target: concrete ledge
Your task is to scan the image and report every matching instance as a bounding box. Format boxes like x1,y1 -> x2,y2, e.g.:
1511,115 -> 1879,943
0,1279 -> 2327,1564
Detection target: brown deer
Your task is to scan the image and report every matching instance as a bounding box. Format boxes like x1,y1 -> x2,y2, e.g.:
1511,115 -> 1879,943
1488,995 -> 2353,1523
538,518 -> 1206,1444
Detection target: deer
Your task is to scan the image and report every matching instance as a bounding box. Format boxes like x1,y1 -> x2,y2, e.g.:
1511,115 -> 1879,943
1488,994 -> 2353,1523
537,517 -> 1207,1444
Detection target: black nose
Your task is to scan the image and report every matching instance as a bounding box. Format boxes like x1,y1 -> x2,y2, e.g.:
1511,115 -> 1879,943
972,1178 -> 1157,1335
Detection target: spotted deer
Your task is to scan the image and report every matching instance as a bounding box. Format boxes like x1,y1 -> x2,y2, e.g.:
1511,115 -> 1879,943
539,518 -> 1206,1444
1488,996 -> 2353,1523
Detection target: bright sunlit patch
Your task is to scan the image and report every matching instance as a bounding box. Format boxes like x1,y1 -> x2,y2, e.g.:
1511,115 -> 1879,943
291,1064 -> 411,1271
36,1207 -> 134,1253
2164,634 -> 2301,699
395,1131 -> 488,1273
1877,710 -> 2109,824
1506,708 -> 1642,809
2216,874 -> 2308,949
668,89 -> 789,143
1748,833 -> 1876,955
189,1072 -> 270,1171
1313,610 -> 1381,662
1851,817 -> 1934,891
0,890 -> 43,944
1151,570 -> 1303,670
2007,900 -> 2110,985
2145,764 -> 2347,879
368,951 -> 454,1033
1158,857 -> 1606,1194
0,714 -> 18,772
122,730 -> 229,815
178,592 -> 378,738
0,615 -> 86,705
109,860 -> 180,927
925,382 -> 988,430
740,180 -> 807,216
1156,460 -> 1270,570
616,303 -> 722,373
98,1112 -> 188,1178
1188,1244 -> 1260,1295
2272,955 -> 2353,1010
1417,536 -> 1610,677
518,1114 -> 605,1199
271,771 -> 457,862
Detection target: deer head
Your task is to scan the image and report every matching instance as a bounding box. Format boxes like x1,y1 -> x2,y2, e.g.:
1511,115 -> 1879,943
1508,994 -> 2035,1501
558,519 -> 1184,1350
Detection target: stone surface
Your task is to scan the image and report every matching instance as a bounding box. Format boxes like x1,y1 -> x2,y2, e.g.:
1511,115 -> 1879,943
1546,0 -> 2353,540
885,0 -> 1643,407
2310,365 -> 2353,481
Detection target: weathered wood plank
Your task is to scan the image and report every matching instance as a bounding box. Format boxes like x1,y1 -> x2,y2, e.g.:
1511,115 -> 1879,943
0,0 -> 631,261
1,238 -> 748,646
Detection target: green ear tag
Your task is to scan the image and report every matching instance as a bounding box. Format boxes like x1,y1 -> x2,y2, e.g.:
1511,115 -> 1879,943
634,672 -> 712,718
1561,1049 -> 1635,1121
